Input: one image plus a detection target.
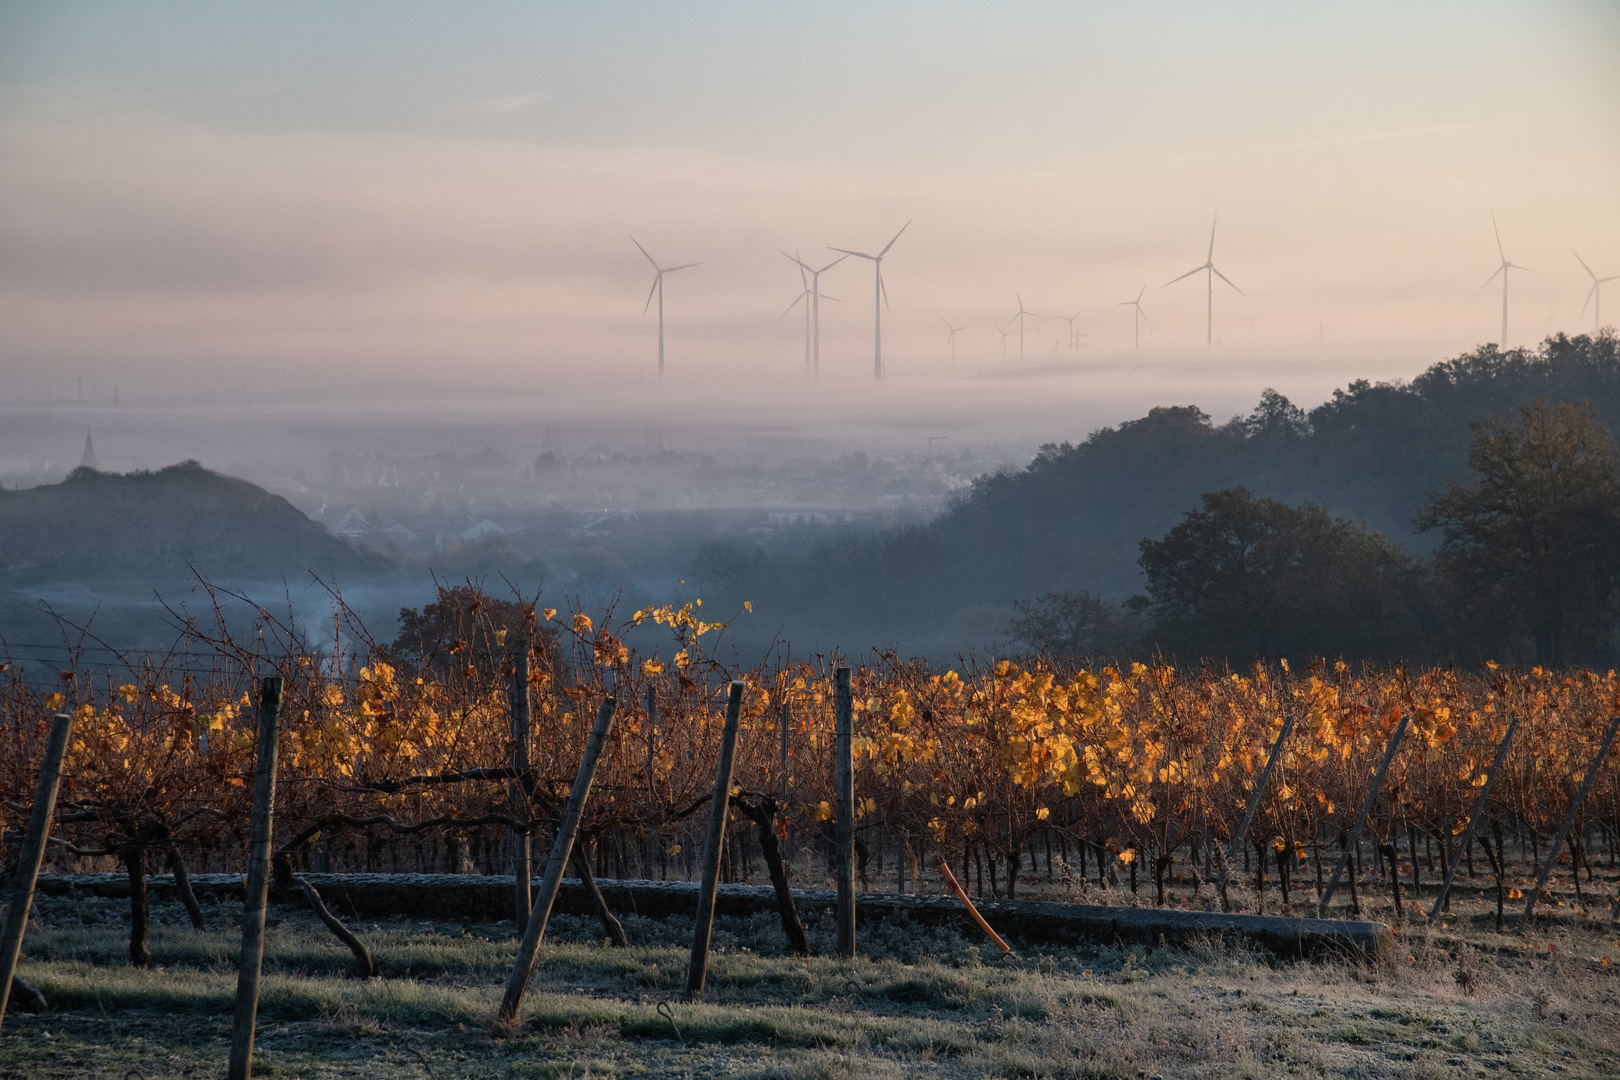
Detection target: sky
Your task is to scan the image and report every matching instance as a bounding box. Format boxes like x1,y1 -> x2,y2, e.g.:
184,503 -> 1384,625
1,1 -> 1618,418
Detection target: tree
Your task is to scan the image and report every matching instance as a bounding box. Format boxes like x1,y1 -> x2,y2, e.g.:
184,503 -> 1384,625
1006,590 -> 1137,661
1417,398 -> 1620,666
390,585 -> 557,676
1140,488 -> 1431,661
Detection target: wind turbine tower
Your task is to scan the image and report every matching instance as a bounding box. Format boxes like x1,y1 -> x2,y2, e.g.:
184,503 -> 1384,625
1164,216 -> 1243,346
1574,250 -> 1618,334
995,321 -> 1017,359
940,321 -> 967,370
632,236 -> 700,377
1118,287 -> 1148,349
784,252 -> 846,375
830,222 -> 909,381
1055,310 -> 1082,353
1472,213 -> 1533,346
1008,294 -> 1040,359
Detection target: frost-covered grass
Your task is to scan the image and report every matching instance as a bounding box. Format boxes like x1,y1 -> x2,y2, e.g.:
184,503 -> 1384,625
1,890 -> 1616,1078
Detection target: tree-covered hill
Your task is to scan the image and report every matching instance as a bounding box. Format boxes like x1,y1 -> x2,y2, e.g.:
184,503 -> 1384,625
701,332 -> 1620,657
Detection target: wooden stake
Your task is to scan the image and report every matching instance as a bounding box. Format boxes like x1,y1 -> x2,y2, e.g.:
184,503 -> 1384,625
1429,716 -> 1519,922
1218,709 -> 1295,911
497,694 -> 618,1025
0,713 -> 72,1030
684,681 -> 746,1001
1319,714 -> 1408,916
509,640 -> 533,926
229,677 -> 283,1080
645,683 -> 660,877
1524,714 -> 1620,919
834,666 -> 856,959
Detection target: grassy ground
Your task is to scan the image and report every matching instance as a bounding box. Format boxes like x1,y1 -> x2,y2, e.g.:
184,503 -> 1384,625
0,886 -> 1616,1079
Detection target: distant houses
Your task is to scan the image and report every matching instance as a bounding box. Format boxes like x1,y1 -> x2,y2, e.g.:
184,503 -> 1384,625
314,506 -> 514,552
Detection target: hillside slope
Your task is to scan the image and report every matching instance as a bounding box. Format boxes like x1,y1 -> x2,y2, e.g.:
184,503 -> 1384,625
0,460 -> 376,585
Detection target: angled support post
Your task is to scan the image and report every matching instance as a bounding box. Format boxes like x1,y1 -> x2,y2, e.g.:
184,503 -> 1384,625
1430,716 -> 1520,922
1218,709 -> 1295,911
1319,715 -> 1408,917
1523,714 -> 1620,920
0,712 -> 73,1030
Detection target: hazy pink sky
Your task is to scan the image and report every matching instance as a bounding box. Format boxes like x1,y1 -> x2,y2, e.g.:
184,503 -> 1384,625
2,1 -> 1617,399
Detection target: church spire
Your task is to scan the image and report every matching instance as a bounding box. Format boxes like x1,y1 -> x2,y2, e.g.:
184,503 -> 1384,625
81,430 -> 97,470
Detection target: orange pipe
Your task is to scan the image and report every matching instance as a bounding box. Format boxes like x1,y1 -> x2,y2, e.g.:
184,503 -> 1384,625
937,859 -> 1013,955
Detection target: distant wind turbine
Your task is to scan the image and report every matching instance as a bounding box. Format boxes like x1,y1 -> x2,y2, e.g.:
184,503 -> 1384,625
1055,309 -> 1082,352
1574,250 -> 1618,335
783,252 -> 846,375
1164,216 -> 1243,346
995,321 -> 1017,360
1008,294 -> 1040,359
939,320 -> 967,370
632,237 -> 700,376
830,222 -> 910,381
1118,286 -> 1148,349
1470,212 -> 1534,346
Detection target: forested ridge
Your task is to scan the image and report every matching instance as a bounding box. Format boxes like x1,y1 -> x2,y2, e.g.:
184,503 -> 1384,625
699,332 -> 1620,663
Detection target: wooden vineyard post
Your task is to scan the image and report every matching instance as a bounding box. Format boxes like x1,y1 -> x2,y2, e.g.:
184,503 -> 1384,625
645,684 -> 660,878
1218,709 -> 1295,912
1319,714 -> 1409,917
229,677 -> 283,1080
509,639 -> 533,926
684,681 -> 746,1001
778,696 -> 791,804
834,666 -> 856,959
1429,716 -> 1520,921
497,694 -> 618,1026
0,712 -> 73,1030
1523,714 -> 1620,920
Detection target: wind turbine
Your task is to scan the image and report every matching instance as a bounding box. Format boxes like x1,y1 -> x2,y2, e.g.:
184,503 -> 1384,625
1118,286 -> 1148,349
1471,212 -> 1534,345
1055,309 -> 1082,353
1164,216 -> 1243,346
783,252 -> 846,375
784,255 -> 812,371
1574,250 -> 1618,335
995,321 -> 1017,360
1008,294 -> 1040,359
632,237 -> 700,376
939,320 -> 967,370
830,221 -> 909,381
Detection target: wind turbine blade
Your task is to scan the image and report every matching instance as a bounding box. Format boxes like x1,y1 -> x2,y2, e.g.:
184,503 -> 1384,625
1164,265 -> 1205,287
1602,275 -> 1620,285
782,292 -> 809,318
816,254 -> 849,273
663,262 -> 701,273
1580,283 -> 1596,320
631,236 -> 659,269
1207,214 -> 1218,262
1136,284 -> 1146,303
1492,211 -> 1505,263
878,220 -> 911,258
1468,266 -> 1504,300
879,270 -> 889,310
1211,266 -> 1244,296
828,246 -> 874,259
782,250 -> 812,271
1573,249 -> 1597,281
820,294 -> 843,303
643,274 -> 660,315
